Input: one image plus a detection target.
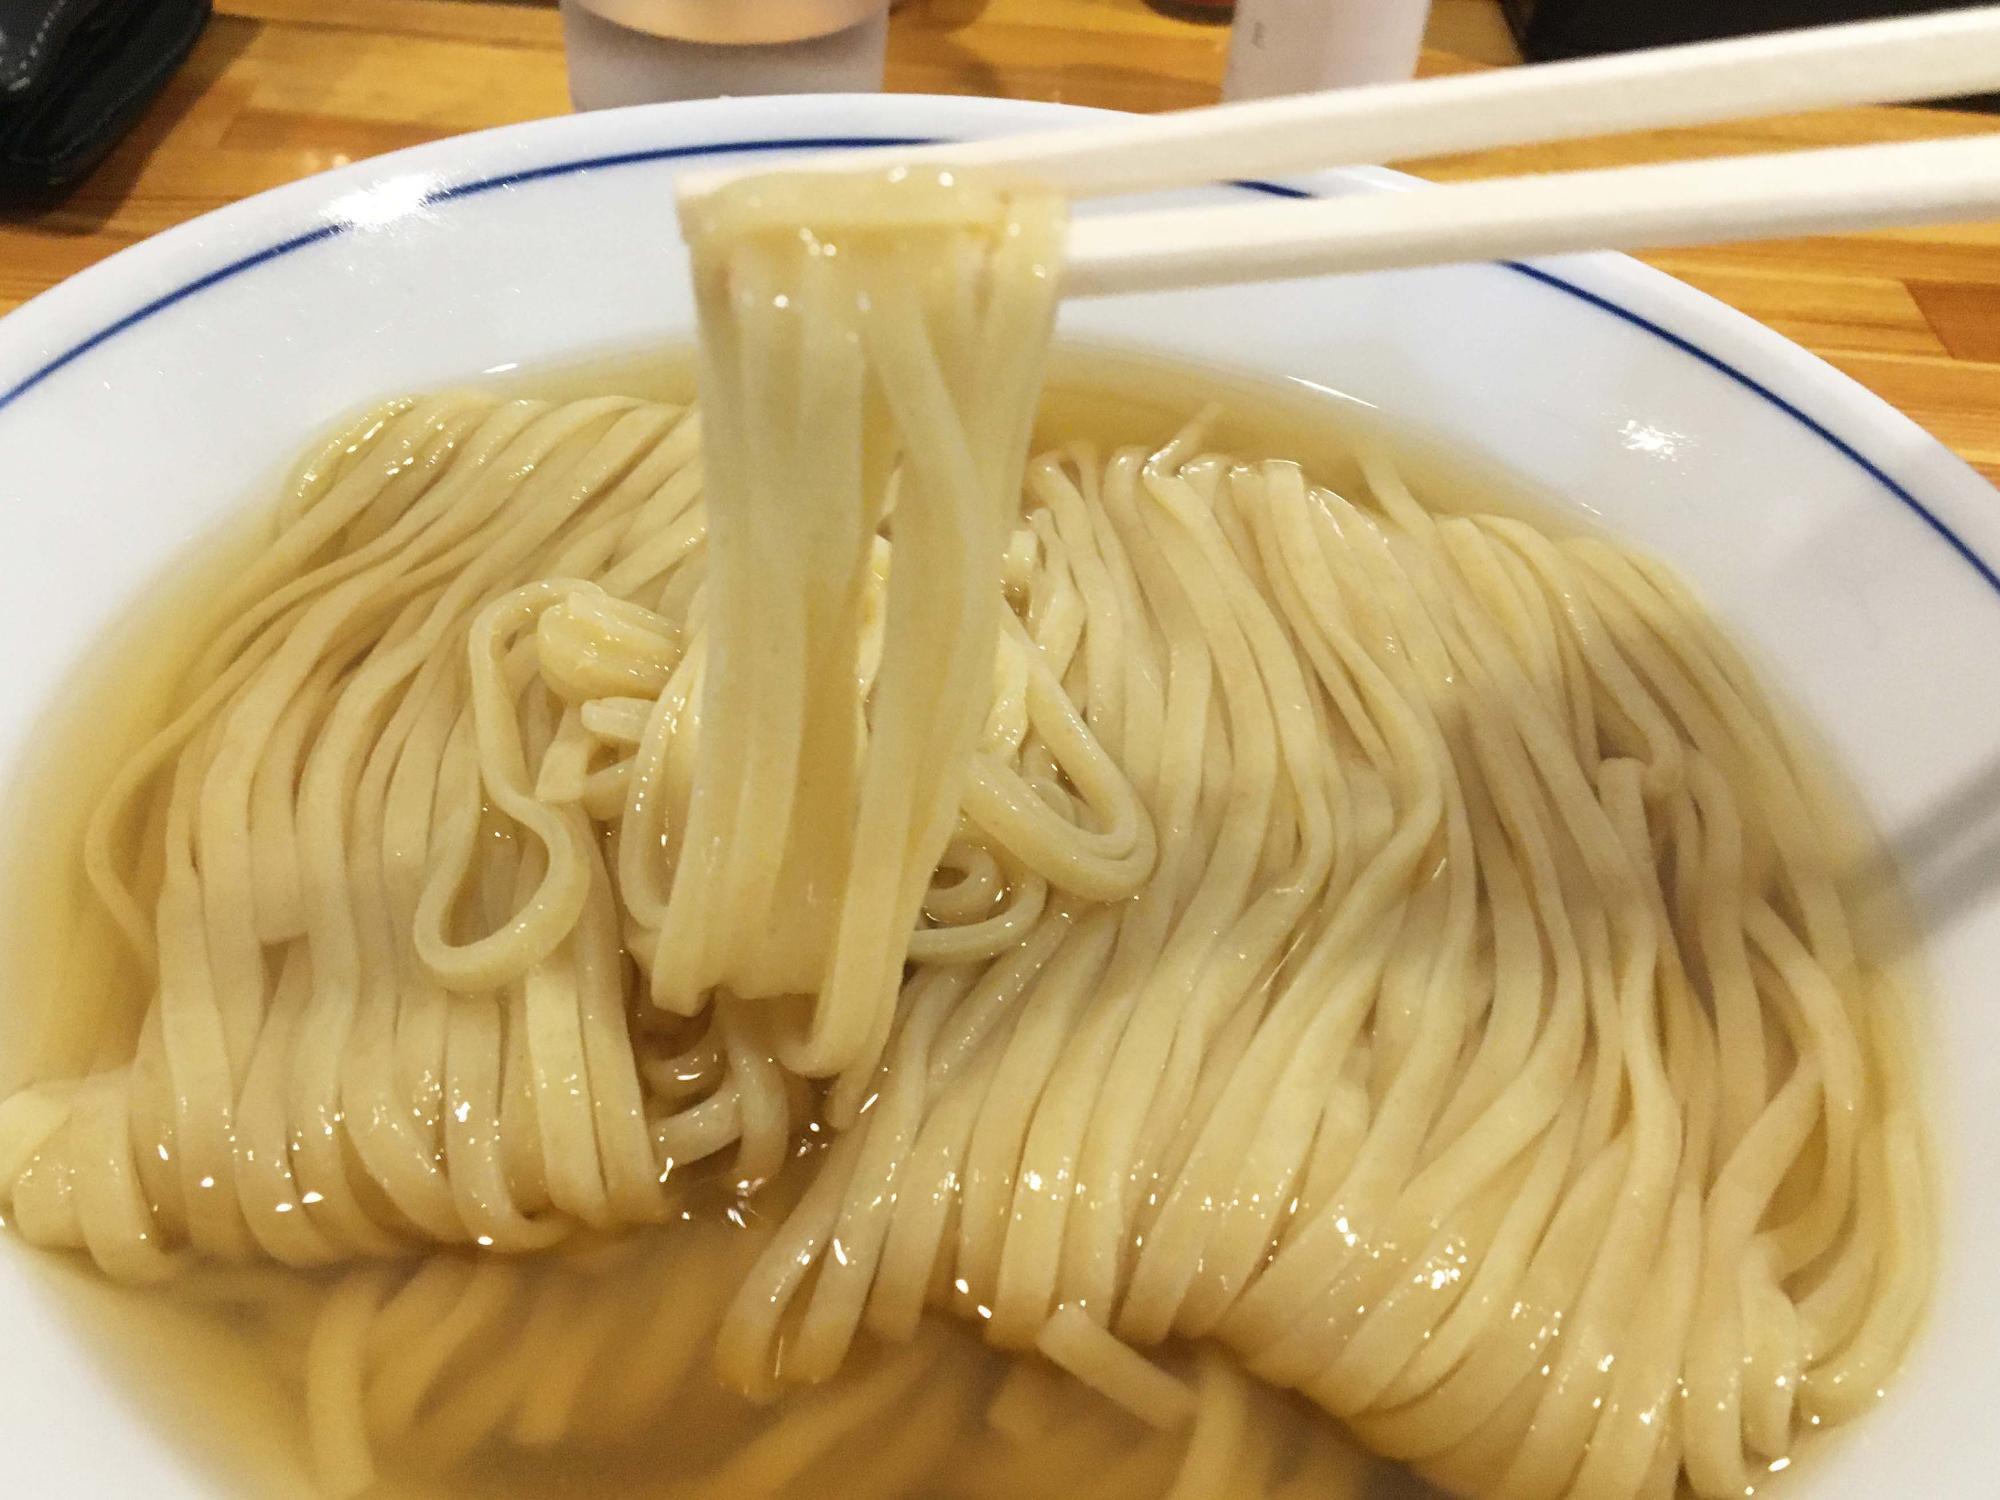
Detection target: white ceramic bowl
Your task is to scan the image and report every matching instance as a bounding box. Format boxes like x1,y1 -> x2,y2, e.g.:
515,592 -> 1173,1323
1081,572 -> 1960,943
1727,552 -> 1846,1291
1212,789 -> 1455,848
2,94 -> 1996,1498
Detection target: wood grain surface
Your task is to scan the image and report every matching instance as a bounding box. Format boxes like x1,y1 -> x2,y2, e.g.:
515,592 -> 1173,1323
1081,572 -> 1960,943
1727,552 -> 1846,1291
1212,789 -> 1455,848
5,0 -> 2000,483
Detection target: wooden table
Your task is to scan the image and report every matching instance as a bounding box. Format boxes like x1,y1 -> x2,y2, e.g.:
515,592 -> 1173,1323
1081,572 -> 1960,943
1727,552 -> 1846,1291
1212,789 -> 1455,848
7,0 -> 2000,484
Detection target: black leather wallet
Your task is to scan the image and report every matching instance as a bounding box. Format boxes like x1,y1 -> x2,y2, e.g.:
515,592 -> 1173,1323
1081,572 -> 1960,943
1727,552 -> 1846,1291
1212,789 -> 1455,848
0,0 -> 211,205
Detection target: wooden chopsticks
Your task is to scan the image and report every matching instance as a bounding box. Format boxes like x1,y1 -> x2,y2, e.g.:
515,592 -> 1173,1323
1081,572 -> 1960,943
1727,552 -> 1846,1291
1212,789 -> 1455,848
676,7 -> 2000,298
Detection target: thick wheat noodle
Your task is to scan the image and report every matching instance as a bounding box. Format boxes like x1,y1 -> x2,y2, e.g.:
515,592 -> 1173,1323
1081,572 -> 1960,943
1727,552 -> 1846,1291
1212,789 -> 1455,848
0,169 -> 1932,1500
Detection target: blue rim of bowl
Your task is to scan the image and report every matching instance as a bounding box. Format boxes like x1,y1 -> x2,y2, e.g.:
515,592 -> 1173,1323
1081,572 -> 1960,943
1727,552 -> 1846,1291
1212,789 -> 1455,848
2,130 -> 1995,597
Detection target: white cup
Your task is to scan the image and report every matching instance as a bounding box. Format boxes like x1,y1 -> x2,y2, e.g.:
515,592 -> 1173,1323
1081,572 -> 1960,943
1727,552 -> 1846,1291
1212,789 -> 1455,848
1224,0 -> 1433,101
561,0 -> 891,110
